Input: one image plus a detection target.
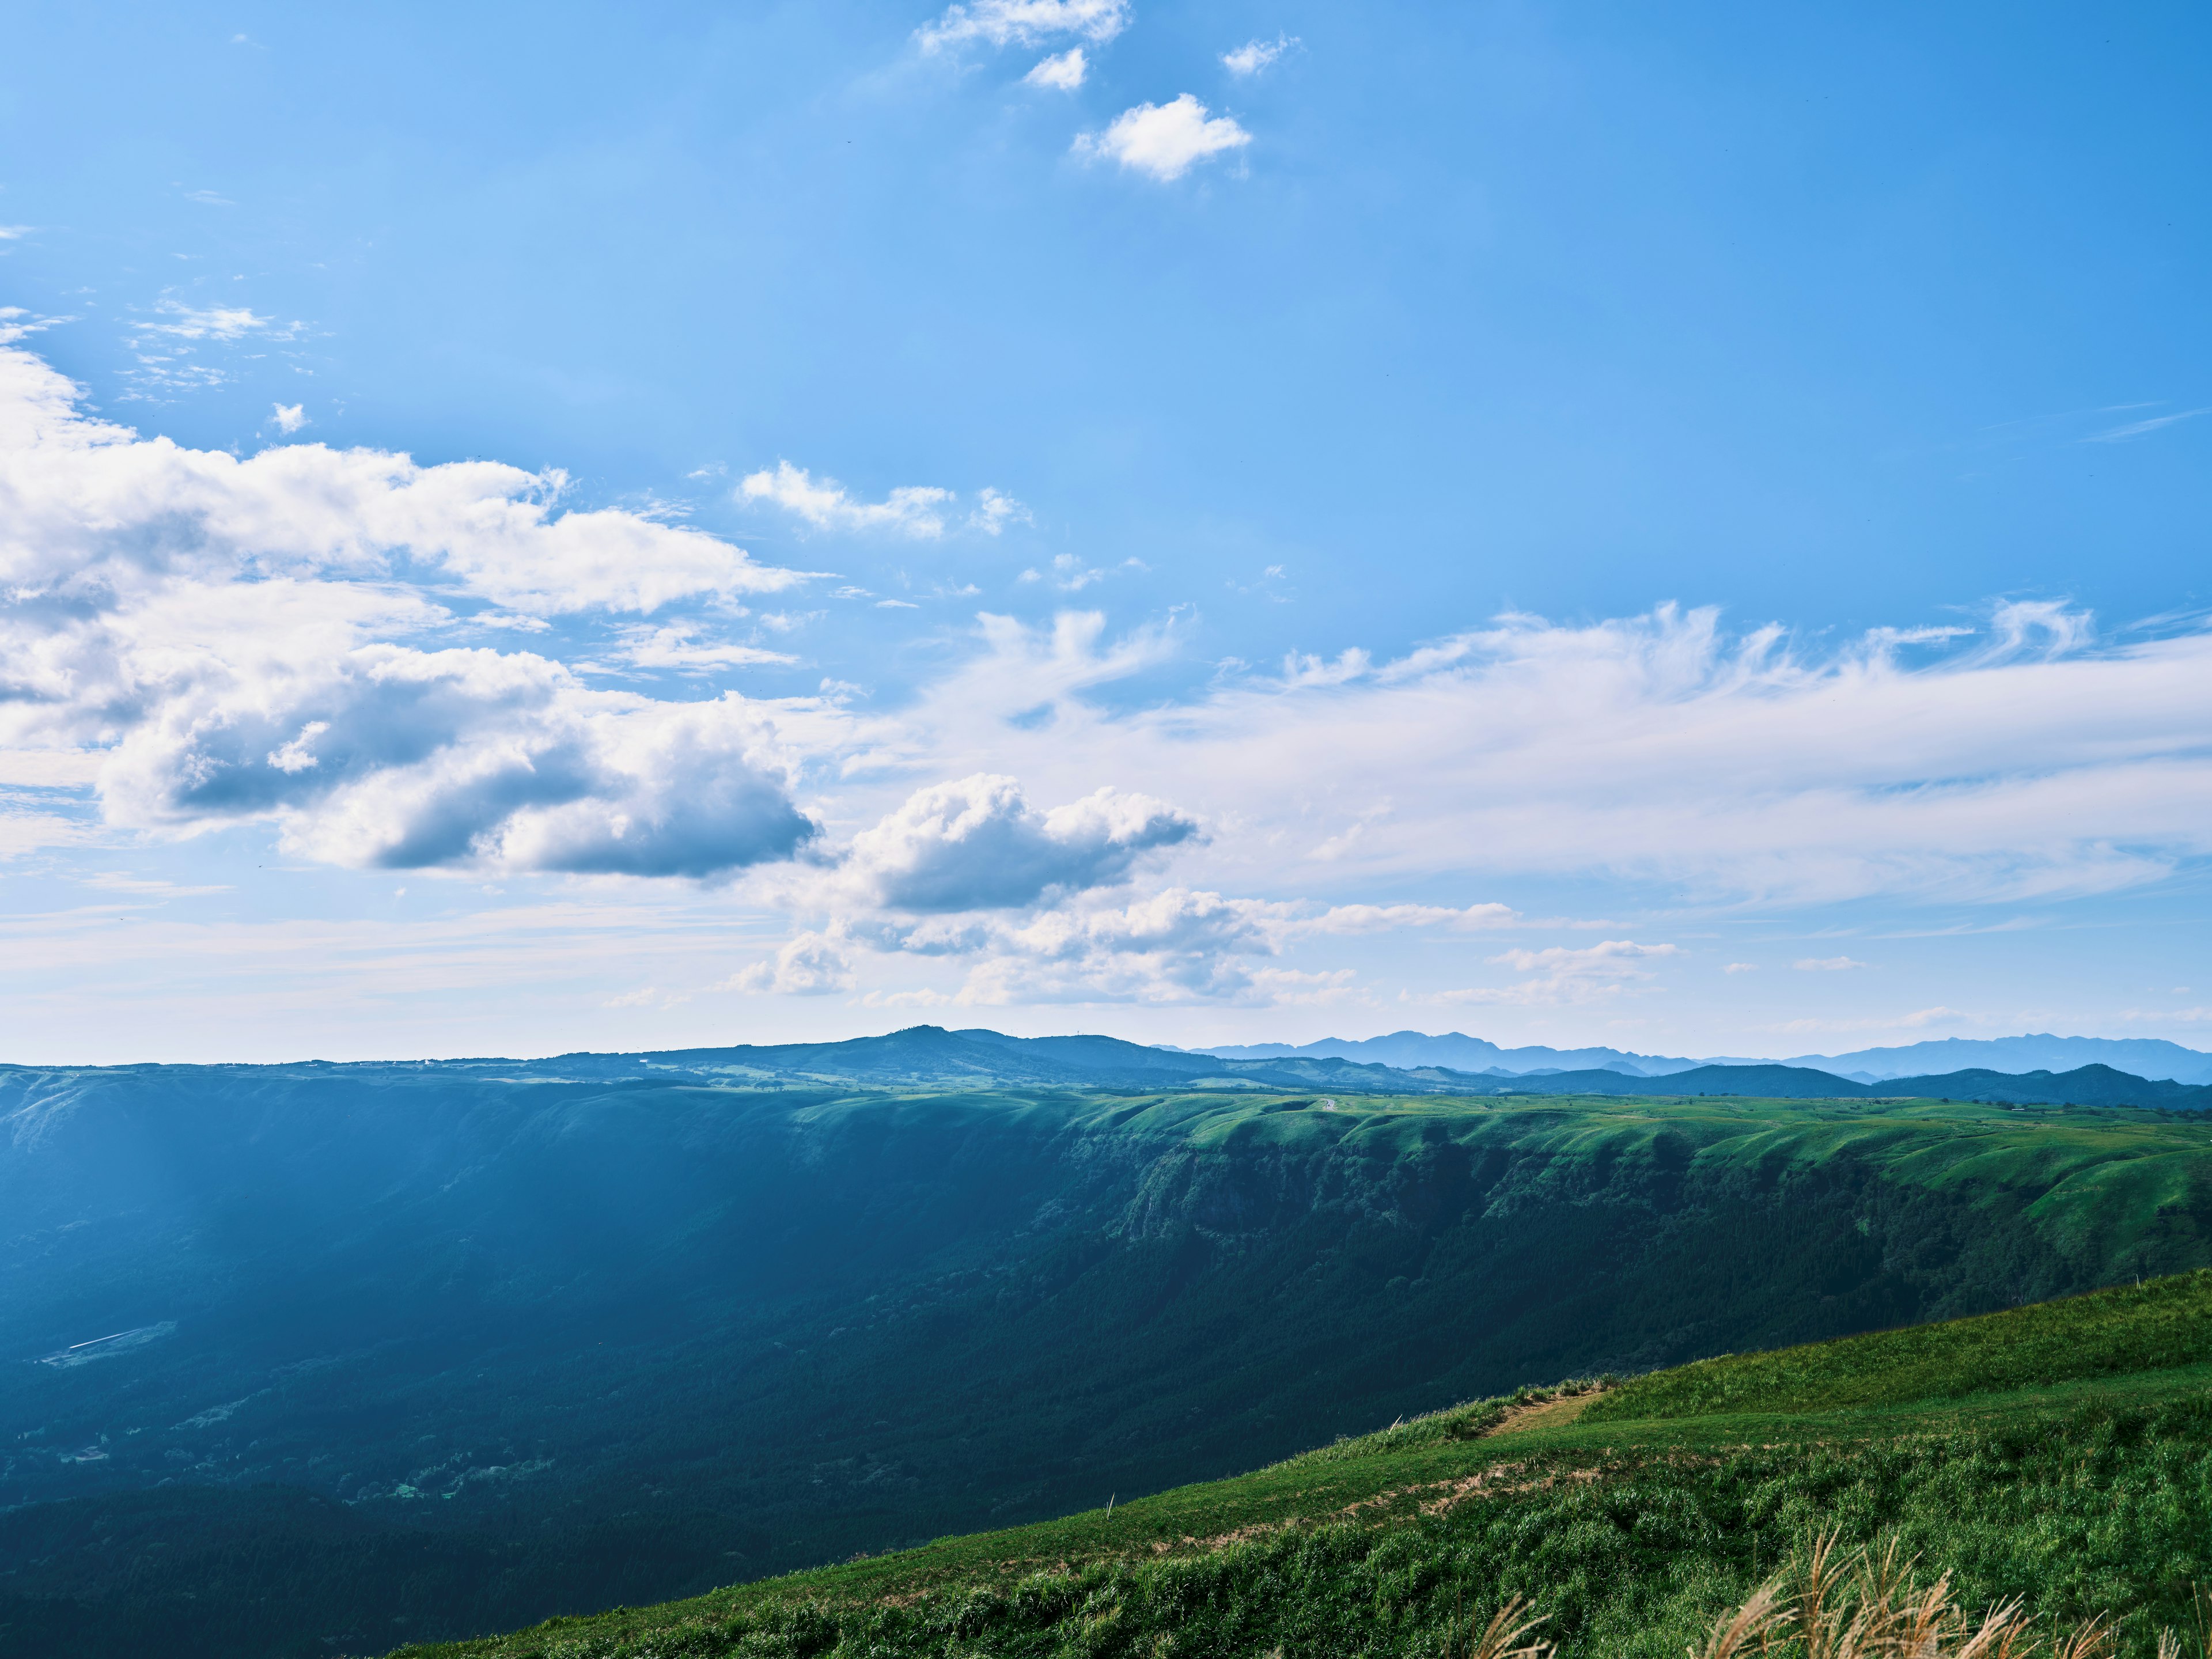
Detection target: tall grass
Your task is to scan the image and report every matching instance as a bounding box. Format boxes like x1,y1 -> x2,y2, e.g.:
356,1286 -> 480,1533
1682,1533 -> 2142,1659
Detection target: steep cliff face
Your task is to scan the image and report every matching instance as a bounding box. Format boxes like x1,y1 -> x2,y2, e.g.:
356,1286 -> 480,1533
3,1070 -> 2210,1658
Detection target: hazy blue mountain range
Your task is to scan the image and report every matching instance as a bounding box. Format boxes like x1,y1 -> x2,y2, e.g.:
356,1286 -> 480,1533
1781,1033 -> 2212,1084
1185,1031 -> 1705,1075
211,1027 -> 2212,1108
1191,1029 -> 2212,1084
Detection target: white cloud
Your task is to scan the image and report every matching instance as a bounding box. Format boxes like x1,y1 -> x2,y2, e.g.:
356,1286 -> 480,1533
918,0 -> 1128,51
1023,552 -> 1141,590
831,774 -> 1198,914
956,887 -> 1275,1004
1723,961 -> 1759,974
600,622 -> 797,673
271,403 -> 308,434
18,323 -> 2212,1019
0,344 -> 805,615
0,226 -> 36,243
0,341 -> 829,878
1298,902 -> 1520,935
2085,407 -> 2210,444
971,487 -> 1031,533
1074,95 -> 1252,181
82,612 -> 821,878
1794,956 -> 1869,971
737,931 -> 853,995
1024,48 -> 1087,89
1222,35 -> 1295,76
887,603 -> 2212,912
132,300 -> 278,341
739,460 -> 957,538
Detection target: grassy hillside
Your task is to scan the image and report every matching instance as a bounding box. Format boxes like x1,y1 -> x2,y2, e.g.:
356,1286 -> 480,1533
7,1078 -> 2212,1657
400,1270 -> 2212,1659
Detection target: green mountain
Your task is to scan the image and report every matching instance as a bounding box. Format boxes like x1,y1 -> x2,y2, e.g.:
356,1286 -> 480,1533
399,1269 -> 2212,1659
5,1063 -> 2212,1657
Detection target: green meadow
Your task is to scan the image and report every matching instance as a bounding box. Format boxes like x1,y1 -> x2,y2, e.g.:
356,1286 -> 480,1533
404,1270 -> 2212,1659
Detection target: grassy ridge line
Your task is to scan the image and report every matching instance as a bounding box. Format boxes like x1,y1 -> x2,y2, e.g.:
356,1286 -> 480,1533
1585,1267 -> 2212,1421
1107,1092 -> 2212,1272
398,1271 -> 2212,1659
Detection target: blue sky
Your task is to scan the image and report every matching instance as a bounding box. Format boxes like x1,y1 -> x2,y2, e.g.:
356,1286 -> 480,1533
0,1 -> 2207,1062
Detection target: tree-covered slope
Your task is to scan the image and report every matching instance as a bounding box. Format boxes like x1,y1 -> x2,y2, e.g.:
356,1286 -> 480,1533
5,1072 -> 2212,1657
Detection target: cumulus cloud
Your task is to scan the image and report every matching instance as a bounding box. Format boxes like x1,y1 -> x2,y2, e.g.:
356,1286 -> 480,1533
737,931 -> 854,995
971,487 -> 1032,533
1074,95 -> 1252,181
739,460 -> 971,539
0,341 -> 825,880
84,612 -> 819,877
918,0 -> 1128,51
1794,956 -> 1869,971
957,887 -> 1275,1003
1222,35 -> 1295,76
834,773 -> 1198,913
271,403 -> 308,434
1024,48 -> 1087,89
20,321 -> 2212,1016
0,347 -> 806,615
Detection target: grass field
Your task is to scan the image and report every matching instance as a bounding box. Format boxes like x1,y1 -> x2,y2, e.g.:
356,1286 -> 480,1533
397,1268 -> 2212,1659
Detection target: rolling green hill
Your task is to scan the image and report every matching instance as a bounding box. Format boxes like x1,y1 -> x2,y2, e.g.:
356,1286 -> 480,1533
6,1075 -> 2212,1657
399,1270 -> 2212,1659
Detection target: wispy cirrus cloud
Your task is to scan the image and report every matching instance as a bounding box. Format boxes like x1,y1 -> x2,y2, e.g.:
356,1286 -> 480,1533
866,598 -> 2212,923
2084,406 -> 2211,444
739,461 -> 1026,540
917,0 -> 1129,52
1222,35 -> 1296,77
131,298 -> 285,342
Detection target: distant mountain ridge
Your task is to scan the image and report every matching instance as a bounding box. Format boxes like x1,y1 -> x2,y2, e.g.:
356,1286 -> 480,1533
1189,1028 -> 2212,1085
1782,1033 -> 2212,1085
9,1028 -> 2206,1114
1187,1029 -> 1702,1075
261,1026 -> 2211,1112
